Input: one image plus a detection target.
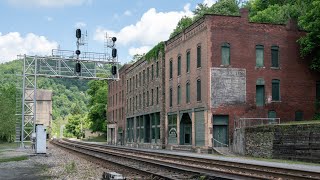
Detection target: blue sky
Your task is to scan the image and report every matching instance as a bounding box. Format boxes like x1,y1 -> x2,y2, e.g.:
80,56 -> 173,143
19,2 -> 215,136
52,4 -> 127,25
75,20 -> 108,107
0,0 -> 217,64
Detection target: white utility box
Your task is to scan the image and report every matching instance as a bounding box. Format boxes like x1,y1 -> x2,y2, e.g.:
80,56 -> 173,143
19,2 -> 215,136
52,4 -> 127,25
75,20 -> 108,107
36,124 -> 46,154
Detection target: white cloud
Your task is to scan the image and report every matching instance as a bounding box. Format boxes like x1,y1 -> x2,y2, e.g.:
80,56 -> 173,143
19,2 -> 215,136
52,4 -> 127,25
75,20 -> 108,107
94,4 -> 193,46
45,16 -> 53,22
203,0 -> 217,6
0,32 -> 58,63
7,0 -> 92,8
129,46 -> 151,56
124,10 -> 132,16
75,22 -> 87,29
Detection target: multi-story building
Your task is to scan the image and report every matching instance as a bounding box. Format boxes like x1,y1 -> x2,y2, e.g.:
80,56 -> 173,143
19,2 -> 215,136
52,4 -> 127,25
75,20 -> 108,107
107,8 -> 319,152
107,64 -> 130,145
125,54 -> 165,148
164,9 -> 320,152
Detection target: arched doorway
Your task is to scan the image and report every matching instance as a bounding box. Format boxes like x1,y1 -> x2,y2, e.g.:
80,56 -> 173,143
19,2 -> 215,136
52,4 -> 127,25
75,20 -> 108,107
180,113 -> 192,145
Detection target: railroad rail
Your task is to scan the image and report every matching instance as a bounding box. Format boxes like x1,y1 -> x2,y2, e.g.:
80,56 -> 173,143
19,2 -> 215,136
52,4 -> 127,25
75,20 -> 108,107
52,139 -> 320,180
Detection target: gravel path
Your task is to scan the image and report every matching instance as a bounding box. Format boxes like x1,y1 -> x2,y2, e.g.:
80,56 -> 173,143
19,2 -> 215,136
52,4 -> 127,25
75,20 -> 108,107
0,143 -> 113,180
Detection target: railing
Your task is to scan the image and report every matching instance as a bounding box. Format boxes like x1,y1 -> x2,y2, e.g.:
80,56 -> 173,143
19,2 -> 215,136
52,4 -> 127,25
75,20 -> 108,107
234,118 -> 280,130
212,138 -> 229,147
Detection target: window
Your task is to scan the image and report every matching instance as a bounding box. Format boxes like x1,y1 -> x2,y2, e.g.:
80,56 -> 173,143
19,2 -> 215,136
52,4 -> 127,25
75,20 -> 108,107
156,61 -> 159,78
169,60 -> 173,79
177,85 -> 181,105
271,46 -> 279,68
139,72 -> 141,86
130,78 -> 132,92
197,79 -> 201,101
151,89 -> 154,106
221,43 -> 230,65
186,51 -> 190,73
143,92 -> 145,108
295,111 -> 303,121
126,80 -> 128,92
272,79 -> 280,101
197,45 -> 201,68
169,88 -> 173,107
147,91 -> 149,107
256,45 -> 264,67
136,95 -> 138,110
133,76 -> 135,89
147,67 -> 149,82
151,65 -> 154,80
186,82 -> 190,103
177,56 -> 181,76
136,74 -> 138,88
143,70 -> 145,85
139,94 -> 141,108
156,87 -> 159,104
268,111 -> 277,124
256,85 -> 265,106
133,96 -> 135,111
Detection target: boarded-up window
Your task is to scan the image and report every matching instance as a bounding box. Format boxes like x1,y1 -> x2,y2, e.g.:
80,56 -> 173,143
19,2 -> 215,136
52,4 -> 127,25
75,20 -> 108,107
295,111 -> 303,121
178,56 -> 181,76
197,45 -> 201,68
221,43 -> 230,65
186,51 -> 190,73
272,79 -> 280,101
197,79 -> 201,101
271,46 -> 279,67
256,85 -> 265,106
186,82 -> 190,103
256,45 -> 264,67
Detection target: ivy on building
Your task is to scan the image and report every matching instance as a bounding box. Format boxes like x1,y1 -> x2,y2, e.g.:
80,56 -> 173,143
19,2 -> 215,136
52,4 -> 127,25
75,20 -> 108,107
144,42 -> 165,62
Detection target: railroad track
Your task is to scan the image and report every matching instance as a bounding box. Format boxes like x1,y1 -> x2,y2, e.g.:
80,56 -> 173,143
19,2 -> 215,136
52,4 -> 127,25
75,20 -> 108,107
53,139 -> 320,180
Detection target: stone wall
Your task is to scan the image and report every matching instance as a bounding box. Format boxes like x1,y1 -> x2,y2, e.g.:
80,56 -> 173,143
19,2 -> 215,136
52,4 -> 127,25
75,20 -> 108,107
243,123 -> 320,163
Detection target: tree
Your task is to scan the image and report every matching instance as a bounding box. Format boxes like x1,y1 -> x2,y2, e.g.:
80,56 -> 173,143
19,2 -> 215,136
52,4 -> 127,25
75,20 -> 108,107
298,0 -> 320,71
170,0 -> 240,38
64,114 -> 88,138
87,80 -> 108,132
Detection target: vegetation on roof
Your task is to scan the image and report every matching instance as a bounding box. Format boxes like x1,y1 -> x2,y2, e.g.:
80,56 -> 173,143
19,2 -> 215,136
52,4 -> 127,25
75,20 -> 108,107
144,42 -> 165,62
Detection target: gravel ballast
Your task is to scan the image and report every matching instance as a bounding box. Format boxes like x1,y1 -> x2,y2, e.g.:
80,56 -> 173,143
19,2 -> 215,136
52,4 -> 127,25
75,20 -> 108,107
0,142 -> 113,180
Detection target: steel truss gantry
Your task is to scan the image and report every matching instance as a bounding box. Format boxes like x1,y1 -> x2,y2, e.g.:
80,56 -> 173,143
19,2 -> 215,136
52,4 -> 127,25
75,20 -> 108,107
17,49 -> 119,147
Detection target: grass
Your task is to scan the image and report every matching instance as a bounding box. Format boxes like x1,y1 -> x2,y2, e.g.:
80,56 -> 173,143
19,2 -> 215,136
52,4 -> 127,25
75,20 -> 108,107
64,161 -> 77,173
280,120 -> 320,125
0,142 -> 19,150
0,155 -> 28,163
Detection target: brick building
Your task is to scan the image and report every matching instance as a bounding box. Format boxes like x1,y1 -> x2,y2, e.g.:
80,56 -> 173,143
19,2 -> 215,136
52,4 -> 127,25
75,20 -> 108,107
125,54 -> 165,148
107,64 -> 130,145
164,9 -> 320,152
107,8 -> 319,152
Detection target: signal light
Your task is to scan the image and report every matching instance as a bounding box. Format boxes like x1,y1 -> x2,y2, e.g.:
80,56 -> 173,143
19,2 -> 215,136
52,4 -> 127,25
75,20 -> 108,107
112,48 -> 117,58
75,50 -> 81,55
111,65 -> 117,75
76,29 -> 81,39
112,37 -> 117,42
75,62 -> 81,73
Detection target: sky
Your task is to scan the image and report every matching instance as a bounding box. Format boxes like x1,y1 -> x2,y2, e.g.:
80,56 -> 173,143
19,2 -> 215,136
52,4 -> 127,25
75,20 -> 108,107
0,0 -> 217,64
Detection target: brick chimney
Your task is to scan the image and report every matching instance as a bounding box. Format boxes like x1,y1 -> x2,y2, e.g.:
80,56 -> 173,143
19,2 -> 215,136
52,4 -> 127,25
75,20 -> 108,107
240,8 -> 249,22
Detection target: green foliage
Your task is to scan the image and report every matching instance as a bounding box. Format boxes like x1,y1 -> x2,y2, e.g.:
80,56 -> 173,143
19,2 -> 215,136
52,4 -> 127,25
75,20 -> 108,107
0,59 -> 90,140
144,42 -> 165,61
64,114 -> 88,138
170,0 -> 240,38
87,80 -> 108,132
169,16 -> 193,38
0,84 -> 16,142
298,0 -> 320,71
247,0 -> 320,71
64,161 -> 77,173
0,155 -> 28,163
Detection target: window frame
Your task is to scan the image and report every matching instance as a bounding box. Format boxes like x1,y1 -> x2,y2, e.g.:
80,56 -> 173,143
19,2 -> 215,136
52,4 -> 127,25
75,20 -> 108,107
256,45 -> 264,67
186,51 -> 190,73
271,45 -> 279,68
177,55 -> 181,76
186,82 -> 190,103
169,59 -> 173,79
272,79 -> 280,101
197,79 -> 201,101
221,42 -> 230,65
